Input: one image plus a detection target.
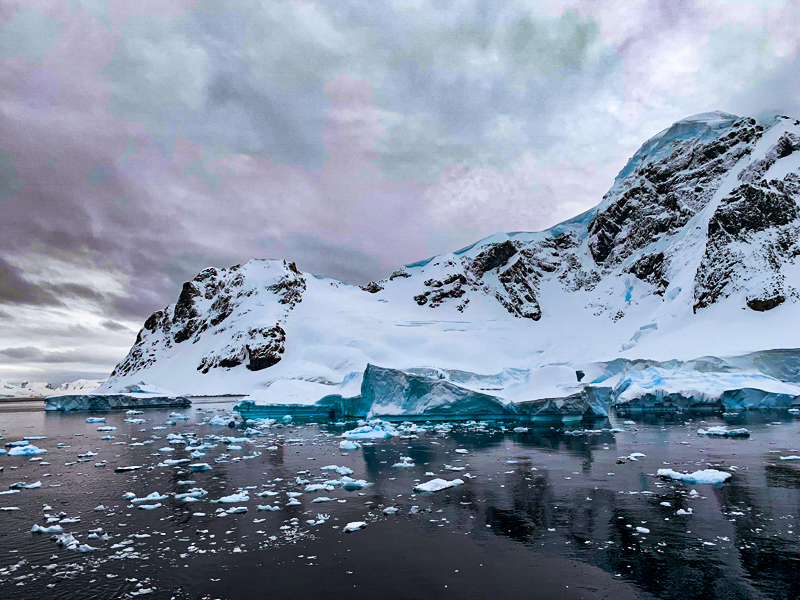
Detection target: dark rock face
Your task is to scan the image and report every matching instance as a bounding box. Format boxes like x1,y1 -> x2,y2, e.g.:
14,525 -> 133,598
694,177 -> 800,311
588,118 -> 763,266
747,295 -> 786,312
471,240 -> 518,276
627,252 -> 669,294
361,281 -> 384,293
246,325 -> 286,371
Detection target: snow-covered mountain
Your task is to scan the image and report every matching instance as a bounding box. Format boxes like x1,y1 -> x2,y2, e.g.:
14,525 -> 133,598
0,378 -> 105,398
100,111 -> 800,397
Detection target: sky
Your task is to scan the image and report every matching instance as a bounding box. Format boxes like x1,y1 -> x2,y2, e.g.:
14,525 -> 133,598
1,0 -> 799,384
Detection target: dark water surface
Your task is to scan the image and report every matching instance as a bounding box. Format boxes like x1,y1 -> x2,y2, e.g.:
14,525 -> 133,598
2,402 -> 800,599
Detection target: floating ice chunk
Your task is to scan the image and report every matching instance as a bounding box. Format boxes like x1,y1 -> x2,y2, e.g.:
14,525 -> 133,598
94,505 -> 107,511
305,483 -> 335,493
623,420 -> 636,425
257,505 -> 281,511
697,426 -> 750,437
131,492 -> 168,504
779,455 -> 800,460
190,450 -> 206,459
383,507 -> 399,514
676,508 -> 693,515
321,465 -> 354,475
86,418 -> 105,423
392,456 -> 415,468
342,421 -> 398,439
8,445 -> 46,456
207,415 -> 236,426
413,478 -> 464,493
620,453 -> 646,461
138,503 -> 162,510
227,506 -> 248,514
311,497 -> 333,503
657,468 -> 731,484
339,440 -> 361,450
97,426 -> 117,432
343,521 -> 367,532
213,491 -> 249,503
454,449 -> 469,454
31,524 -> 63,533
114,465 -> 142,473
636,527 -> 650,534
512,427 -> 529,433
189,463 -> 212,472
325,476 -> 372,490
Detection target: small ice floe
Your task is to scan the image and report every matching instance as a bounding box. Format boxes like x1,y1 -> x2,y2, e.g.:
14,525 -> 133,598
190,450 -> 206,459
392,456 -> 415,468
97,426 -> 117,432
305,484 -> 334,493
130,492 -> 168,504
413,478 -> 464,493
306,513 -> 330,526
176,488 -> 208,501
623,420 -> 636,426
114,465 -> 142,473
636,527 -> 650,534
454,449 -> 469,454
189,463 -> 212,472
124,418 -> 145,425
676,508 -> 693,515
311,497 -> 333,503
779,455 -> 800,460
341,421 -> 398,440
94,505 -> 107,511
321,465 -> 354,475
226,506 -> 248,514
10,480 -> 42,489
339,440 -> 361,450
656,469 -> 731,484
213,491 -> 249,503
170,413 -> 190,420
325,476 -> 372,490
697,426 -> 750,438
86,417 -> 105,423
158,447 -> 174,453
343,521 -> 367,532
53,533 -> 96,552
257,505 -> 281,511
383,507 -> 399,515
8,445 -> 47,456
31,524 -> 63,534
286,498 -> 301,507
138,503 -> 162,510
126,410 -> 144,415
618,453 -> 646,462
207,415 -> 236,427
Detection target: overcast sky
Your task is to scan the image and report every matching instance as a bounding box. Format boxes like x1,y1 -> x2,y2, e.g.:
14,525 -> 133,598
1,0 -> 799,383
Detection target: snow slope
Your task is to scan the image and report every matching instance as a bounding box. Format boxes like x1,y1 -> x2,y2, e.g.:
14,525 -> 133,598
0,379 -> 105,399
100,112 -> 800,398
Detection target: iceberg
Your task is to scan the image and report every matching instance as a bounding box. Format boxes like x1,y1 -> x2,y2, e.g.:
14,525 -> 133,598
46,382 -> 190,412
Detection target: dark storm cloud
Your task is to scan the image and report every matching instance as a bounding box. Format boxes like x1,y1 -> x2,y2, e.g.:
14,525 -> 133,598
0,0 -> 798,382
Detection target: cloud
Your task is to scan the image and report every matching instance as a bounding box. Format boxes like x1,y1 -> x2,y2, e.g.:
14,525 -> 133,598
0,0 -> 798,382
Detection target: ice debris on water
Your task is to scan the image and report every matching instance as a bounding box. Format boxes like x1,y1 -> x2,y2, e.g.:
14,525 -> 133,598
189,463 -> 212,472
8,445 -> 47,456
343,521 -> 367,532
339,440 -> 361,450
392,456 -> 415,468
697,426 -> 750,437
656,468 -> 731,484
341,421 -> 398,439
413,478 -> 464,493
